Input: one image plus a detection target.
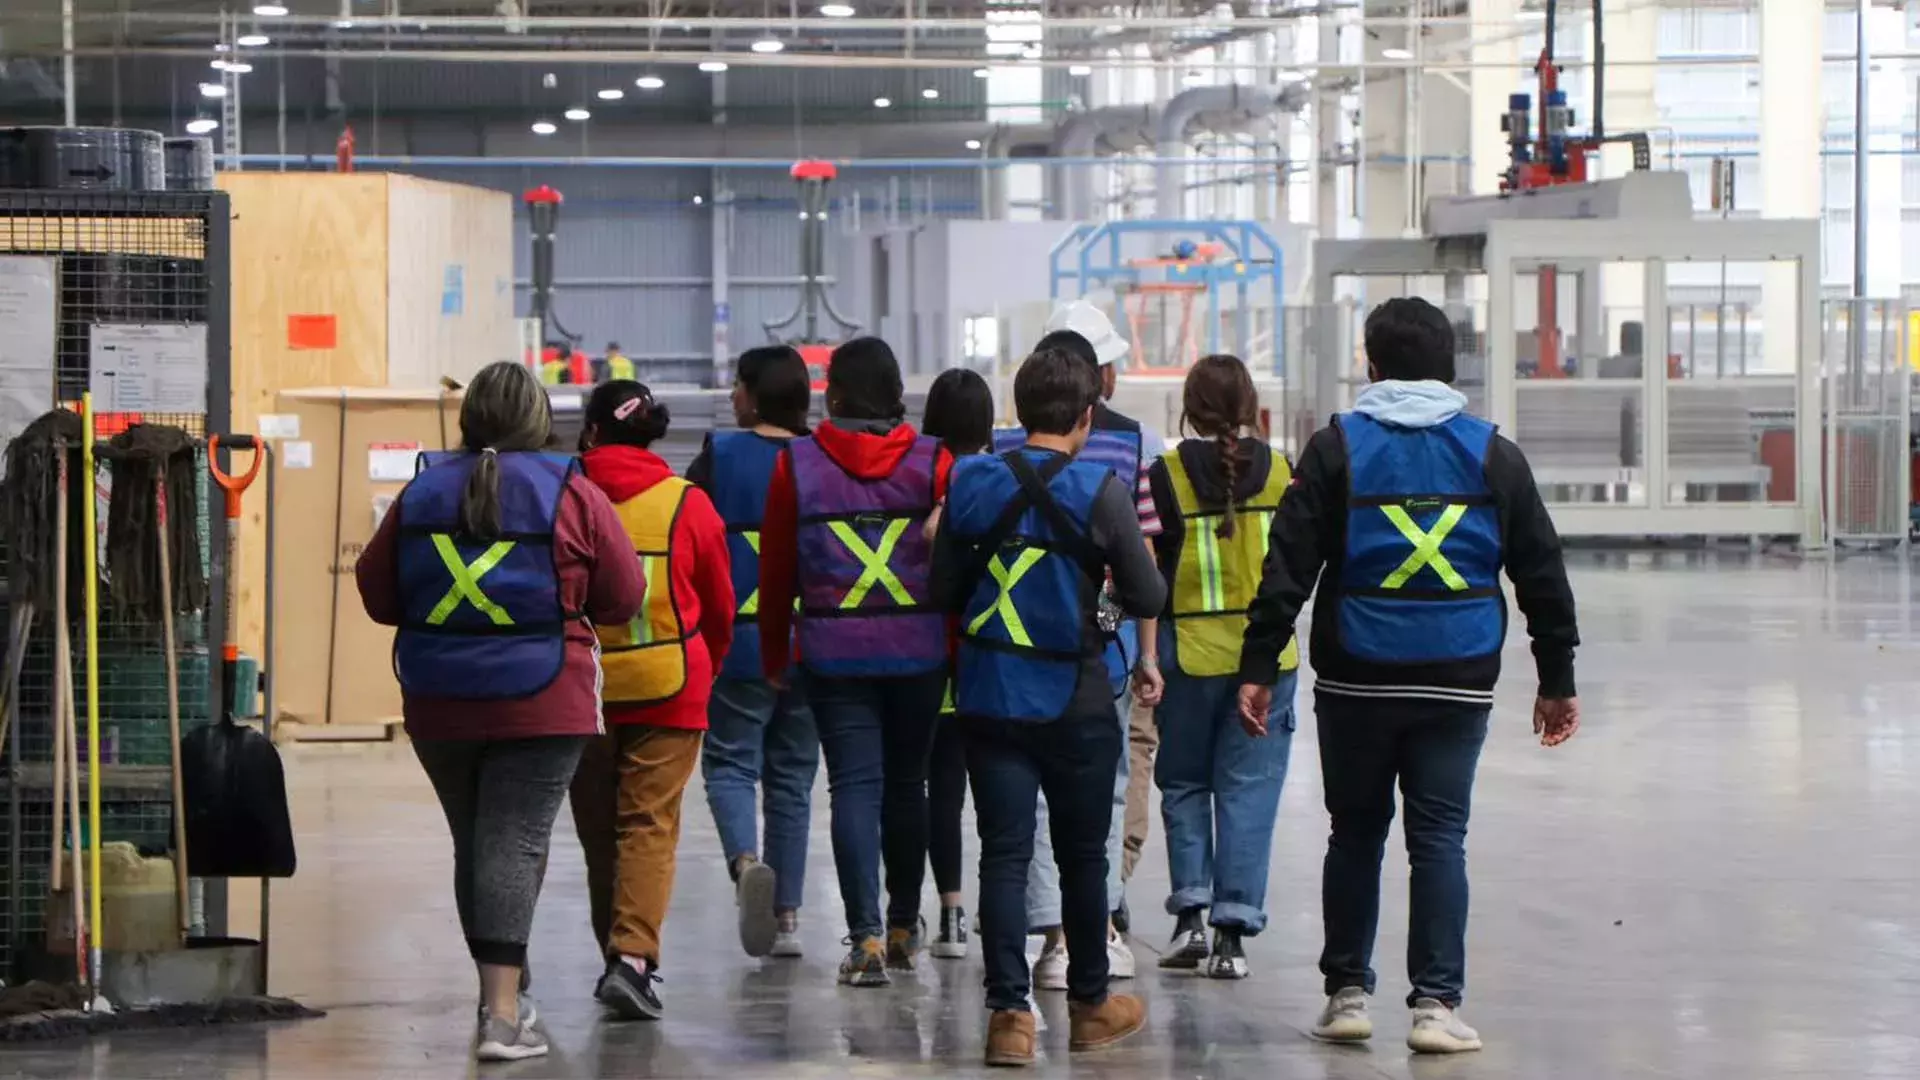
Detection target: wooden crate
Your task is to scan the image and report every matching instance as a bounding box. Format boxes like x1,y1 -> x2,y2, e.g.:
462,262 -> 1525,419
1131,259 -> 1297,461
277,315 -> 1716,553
217,172 -> 513,703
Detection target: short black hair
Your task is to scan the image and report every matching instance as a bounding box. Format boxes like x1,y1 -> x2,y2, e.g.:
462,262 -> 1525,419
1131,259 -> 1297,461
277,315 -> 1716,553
1033,329 -> 1100,372
1364,297 -> 1456,383
922,368 -> 994,456
581,379 -> 671,450
736,344 -> 812,433
1014,347 -> 1100,436
826,337 -> 905,422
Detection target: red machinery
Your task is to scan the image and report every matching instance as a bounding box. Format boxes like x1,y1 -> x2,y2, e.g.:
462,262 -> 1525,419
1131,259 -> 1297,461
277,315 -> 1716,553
1499,0 -> 1650,379
762,160 -> 862,390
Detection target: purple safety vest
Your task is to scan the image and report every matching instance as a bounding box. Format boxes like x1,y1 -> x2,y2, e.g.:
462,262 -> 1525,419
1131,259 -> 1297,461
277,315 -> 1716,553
789,433 -> 946,678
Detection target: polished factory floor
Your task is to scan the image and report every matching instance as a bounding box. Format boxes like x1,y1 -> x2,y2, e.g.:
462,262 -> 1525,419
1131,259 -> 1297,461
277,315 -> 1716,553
6,550 -> 1920,1079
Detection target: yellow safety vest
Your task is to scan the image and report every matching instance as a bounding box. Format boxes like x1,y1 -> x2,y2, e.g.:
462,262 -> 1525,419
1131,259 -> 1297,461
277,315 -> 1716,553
607,353 -> 636,381
539,360 -> 567,386
1163,446 -> 1299,678
596,477 -> 693,705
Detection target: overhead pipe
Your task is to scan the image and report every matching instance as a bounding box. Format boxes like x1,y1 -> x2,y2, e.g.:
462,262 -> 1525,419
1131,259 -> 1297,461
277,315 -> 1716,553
1047,105 -> 1158,221
982,122 -> 1052,221
1154,82 -> 1307,217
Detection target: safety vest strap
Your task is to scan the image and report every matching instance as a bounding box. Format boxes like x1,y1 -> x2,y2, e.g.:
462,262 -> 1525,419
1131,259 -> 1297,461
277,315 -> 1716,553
961,452 -> 1101,663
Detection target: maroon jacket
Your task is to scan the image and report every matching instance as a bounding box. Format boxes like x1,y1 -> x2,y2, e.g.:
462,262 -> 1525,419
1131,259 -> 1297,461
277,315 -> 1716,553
355,469 -> 645,740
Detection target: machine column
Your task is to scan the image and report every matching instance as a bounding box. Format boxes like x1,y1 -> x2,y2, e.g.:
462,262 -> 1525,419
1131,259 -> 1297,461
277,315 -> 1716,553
1760,0 -> 1824,377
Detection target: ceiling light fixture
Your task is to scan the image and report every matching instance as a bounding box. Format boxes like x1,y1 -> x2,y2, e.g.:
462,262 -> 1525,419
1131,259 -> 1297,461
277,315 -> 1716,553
873,96 -> 891,108
532,120 -> 558,135
1381,46 -> 1412,60
565,107 -> 591,121
965,139 -> 983,150
210,58 -> 231,71
1069,64 -> 1093,76
750,37 -> 785,53
185,119 -> 219,135
636,74 -> 665,90
921,87 -> 939,99
236,33 -> 269,47
225,61 -> 254,73
693,195 -> 705,206
820,3 -> 856,16
199,82 -> 228,98
597,88 -> 625,100
252,3 -> 288,15
973,67 -> 990,78
333,18 -> 355,29
700,59 -> 731,72
1278,69 -> 1308,83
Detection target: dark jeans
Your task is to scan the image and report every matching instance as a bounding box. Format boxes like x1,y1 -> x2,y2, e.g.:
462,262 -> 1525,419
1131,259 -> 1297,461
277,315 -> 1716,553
927,715 -> 968,897
809,670 -> 946,938
965,709 -> 1120,1011
1316,693 -> 1489,1008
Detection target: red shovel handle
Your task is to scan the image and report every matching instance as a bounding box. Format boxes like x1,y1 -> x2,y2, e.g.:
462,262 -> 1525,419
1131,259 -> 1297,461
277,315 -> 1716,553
207,434 -> 263,519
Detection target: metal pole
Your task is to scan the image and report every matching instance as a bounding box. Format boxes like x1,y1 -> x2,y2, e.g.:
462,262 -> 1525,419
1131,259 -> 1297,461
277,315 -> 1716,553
1852,0 -> 1869,403
61,0 -> 76,125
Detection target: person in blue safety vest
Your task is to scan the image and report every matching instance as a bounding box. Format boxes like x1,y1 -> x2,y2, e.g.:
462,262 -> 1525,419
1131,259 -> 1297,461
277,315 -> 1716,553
990,300 -> 1163,987
355,360 -> 646,1064
933,345 -> 1165,1067
1235,297 -> 1581,1056
684,344 -> 821,962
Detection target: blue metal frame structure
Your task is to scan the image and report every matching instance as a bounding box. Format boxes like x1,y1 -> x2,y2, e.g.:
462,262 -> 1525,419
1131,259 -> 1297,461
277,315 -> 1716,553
1048,219 -> 1286,377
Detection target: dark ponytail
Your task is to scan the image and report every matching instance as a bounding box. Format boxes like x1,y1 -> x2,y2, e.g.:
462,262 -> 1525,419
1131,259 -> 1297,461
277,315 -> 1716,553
1178,354 -> 1260,539
581,380 -> 671,450
456,361 -> 553,540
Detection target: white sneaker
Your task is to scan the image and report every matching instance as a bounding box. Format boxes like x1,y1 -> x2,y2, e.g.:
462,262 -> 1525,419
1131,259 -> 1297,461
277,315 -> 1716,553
475,1004 -> 548,1062
1310,987 -> 1372,1043
1033,940 -> 1069,991
1407,998 -> 1482,1054
1106,929 -> 1136,979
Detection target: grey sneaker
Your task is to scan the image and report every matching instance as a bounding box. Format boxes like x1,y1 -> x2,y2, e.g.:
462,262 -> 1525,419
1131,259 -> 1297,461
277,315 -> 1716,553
1407,998 -> 1482,1054
736,856 -> 779,958
1310,987 -> 1372,1043
473,995 -> 538,1044
475,1006 -> 548,1062
769,911 -> 804,958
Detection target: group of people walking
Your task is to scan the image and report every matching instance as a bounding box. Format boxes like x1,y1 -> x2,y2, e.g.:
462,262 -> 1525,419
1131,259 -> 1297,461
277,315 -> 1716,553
355,296 -> 1581,1066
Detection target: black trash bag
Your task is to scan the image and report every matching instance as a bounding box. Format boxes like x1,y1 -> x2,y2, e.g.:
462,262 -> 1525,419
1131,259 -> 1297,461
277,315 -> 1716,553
178,719 -> 296,879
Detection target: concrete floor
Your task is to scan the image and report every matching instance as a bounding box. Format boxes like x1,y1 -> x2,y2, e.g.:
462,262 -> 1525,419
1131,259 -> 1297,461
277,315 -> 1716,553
5,550 -> 1920,1079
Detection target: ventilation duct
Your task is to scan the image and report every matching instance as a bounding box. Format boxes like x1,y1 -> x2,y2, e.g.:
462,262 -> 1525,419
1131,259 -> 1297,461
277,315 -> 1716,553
981,122 -> 1055,220
1047,106 -> 1159,221
1154,83 -> 1307,217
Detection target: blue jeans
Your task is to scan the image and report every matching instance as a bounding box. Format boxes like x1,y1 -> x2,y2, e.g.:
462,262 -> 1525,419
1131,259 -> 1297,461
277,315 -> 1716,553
1154,668 -> 1296,934
1315,693 -> 1489,1008
967,708 -> 1120,1010
809,671 -> 946,938
702,676 -> 820,913
1024,675 -> 1129,929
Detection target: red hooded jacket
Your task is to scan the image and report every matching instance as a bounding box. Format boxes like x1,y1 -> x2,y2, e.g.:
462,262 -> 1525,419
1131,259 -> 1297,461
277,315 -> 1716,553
581,444 -> 734,729
756,422 -> 953,680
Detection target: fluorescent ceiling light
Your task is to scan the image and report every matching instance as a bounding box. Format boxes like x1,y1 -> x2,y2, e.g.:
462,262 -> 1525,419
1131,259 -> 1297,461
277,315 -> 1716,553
1382,47 -> 1412,60
873,96 -> 891,108
635,74 -> 665,90
185,119 -> 219,135
564,108 -> 591,121
820,3 -> 856,16
210,59 -> 232,71
532,120 -> 558,135
750,37 -> 785,53
700,59 -> 730,72
973,67 -> 990,78
333,19 -> 355,29
921,87 -> 939,99
598,87 -> 625,100
226,62 -> 254,73
1069,64 -> 1093,77
236,33 -> 269,47
965,139 -> 982,150
199,82 -> 228,98
1278,70 -> 1308,83
252,4 -> 288,15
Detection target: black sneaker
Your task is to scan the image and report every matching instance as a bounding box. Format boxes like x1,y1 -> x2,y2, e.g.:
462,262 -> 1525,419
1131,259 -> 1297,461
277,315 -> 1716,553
932,906 -> 969,960
838,935 -> 890,987
596,958 -> 664,1020
1111,896 -> 1131,935
1206,929 -> 1247,980
1158,907 -> 1209,970
886,916 -> 926,971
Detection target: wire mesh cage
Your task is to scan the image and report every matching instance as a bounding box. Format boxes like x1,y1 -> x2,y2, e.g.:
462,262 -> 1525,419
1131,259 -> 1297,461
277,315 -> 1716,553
0,189 -> 231,978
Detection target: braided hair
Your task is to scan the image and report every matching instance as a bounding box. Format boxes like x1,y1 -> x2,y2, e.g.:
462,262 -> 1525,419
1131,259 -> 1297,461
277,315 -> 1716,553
1178,354 -> 1260,539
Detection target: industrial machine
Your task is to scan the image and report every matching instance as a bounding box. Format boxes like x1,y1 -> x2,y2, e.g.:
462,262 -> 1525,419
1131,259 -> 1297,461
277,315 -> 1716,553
521,184 -> 590,385
761,160 -> 862,390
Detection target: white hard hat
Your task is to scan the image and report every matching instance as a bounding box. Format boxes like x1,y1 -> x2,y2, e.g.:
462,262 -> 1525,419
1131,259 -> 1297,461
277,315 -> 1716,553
1045,300 -> 1130,368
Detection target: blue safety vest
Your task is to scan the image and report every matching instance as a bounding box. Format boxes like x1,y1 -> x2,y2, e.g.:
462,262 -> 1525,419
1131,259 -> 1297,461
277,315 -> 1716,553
1336,411 -> 1505,665
704,430 -> 787,680
394,451 -> 578,700
948,449 -> 1109,722
992,403 -> 1142,686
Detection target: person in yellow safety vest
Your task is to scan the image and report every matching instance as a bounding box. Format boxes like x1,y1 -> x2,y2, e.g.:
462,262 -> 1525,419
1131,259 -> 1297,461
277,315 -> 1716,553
1139,354 -> 1299,982
538,345 -> 568,386
605,341 -> 636,382
566,380 -> 737,1022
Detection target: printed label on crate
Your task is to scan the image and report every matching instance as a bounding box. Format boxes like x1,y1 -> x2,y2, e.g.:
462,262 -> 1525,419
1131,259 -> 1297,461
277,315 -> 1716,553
368,441 -> 422,482
88,323 -> 208,414
257,413 -> 301,440
283,440 -> 314,470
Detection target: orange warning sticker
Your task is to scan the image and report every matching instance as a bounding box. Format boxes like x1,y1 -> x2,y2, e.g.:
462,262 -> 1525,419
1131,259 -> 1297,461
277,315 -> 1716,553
288,314 -> 338,350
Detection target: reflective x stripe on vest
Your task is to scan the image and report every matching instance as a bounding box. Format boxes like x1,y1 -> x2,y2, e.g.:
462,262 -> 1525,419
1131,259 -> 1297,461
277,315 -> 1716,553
426,535 -> 517,626
737,532 -> 762,615
1379,503 -> 1469,591
965,547 -> 1045,646
830,519 -> 914,607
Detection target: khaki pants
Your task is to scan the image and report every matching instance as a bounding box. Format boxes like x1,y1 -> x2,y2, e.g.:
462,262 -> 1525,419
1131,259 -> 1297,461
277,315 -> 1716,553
1121,697 -> 1158,880
570,725 -> 703,964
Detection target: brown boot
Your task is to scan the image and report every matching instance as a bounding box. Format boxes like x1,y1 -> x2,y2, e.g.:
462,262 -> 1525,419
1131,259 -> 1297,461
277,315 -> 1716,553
984,1009 -> 1037,1067
1069,992 -> 1146,1052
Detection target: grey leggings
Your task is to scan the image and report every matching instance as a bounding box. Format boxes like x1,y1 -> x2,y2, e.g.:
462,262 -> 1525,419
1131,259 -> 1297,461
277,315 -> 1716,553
414,736 -> 587,967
